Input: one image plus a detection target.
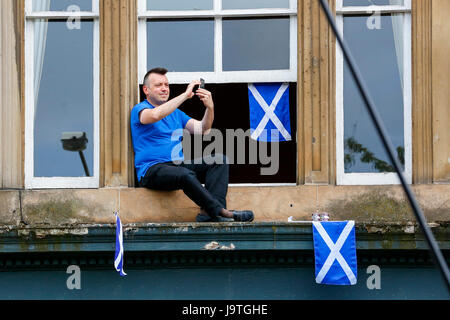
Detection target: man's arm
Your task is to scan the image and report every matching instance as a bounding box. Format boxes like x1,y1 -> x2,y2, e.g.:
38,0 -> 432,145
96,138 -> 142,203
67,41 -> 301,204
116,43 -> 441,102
139,80 -> 200,125
185,88 -> 215,135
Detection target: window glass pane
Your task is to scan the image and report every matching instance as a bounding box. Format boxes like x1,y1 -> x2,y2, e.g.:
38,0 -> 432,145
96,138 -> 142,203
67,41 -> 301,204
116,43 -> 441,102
32,0 -> 92,12
147,0 -> 213,11
343,0 -> 403,6
222,18 -> 289,71
34,20 -> 94,177
343,15 -> 405,173
147,19 -> 214,72
222,0 -> 290,10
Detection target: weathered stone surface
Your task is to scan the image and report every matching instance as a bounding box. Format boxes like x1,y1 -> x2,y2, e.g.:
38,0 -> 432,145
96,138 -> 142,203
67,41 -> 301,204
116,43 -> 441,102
21,189 -> 118,226
5,184 -> 449,226
319,185 -> 450,223
227,186 -> 317,221
0,191 -> 20,226
119,188 -> 198,223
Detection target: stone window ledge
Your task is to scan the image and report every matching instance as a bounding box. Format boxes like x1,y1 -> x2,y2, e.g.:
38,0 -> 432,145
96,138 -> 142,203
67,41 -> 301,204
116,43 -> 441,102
0,184 -> 449,226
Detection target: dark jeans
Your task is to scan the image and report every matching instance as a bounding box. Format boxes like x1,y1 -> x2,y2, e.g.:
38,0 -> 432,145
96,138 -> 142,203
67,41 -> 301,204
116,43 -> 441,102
140,155 -> 229,219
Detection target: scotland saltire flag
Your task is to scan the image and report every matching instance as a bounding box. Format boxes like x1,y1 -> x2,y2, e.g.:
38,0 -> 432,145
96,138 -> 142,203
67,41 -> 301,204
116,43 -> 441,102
114,212 -> 127,276
248,83 -> 291,142
312,221 -> 357,285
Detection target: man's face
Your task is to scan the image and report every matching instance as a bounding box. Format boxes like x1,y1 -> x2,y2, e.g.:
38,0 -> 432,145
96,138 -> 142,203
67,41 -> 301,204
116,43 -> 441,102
144,73 -> 170,106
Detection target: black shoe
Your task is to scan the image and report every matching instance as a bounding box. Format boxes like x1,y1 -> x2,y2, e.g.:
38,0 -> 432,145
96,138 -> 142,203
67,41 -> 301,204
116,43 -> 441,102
196,213 -> 234,223
231,210 -> 254,222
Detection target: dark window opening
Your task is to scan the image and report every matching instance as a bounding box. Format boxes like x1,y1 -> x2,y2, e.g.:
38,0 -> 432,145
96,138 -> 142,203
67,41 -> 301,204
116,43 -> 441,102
138,83 -> 297,184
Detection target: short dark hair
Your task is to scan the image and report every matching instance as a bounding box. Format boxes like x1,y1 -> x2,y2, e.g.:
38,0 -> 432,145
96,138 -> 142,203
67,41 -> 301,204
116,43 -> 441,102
143,67 -> 168,86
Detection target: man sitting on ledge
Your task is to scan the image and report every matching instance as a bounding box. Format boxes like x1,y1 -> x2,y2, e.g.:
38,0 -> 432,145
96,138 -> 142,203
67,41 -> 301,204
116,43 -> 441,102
130,67 -> 254,222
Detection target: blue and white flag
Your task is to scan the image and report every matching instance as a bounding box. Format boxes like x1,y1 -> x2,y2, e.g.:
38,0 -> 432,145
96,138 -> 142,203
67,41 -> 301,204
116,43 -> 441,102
114,212 -> 127,276
248,83 -> 291,142
312,221 -> 357,285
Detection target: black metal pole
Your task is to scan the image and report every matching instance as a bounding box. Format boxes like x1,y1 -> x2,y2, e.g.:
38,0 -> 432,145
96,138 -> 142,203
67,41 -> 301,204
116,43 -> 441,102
78,150 -> 91,177
318,0 -> 449,291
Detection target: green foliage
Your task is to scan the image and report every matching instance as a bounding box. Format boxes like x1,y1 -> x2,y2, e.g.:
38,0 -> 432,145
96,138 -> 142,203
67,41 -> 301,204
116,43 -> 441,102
344,137 -> 404,173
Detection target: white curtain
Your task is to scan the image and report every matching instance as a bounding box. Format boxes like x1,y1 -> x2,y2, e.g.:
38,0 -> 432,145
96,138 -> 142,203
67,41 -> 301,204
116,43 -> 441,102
33,0 -> 51,108
389,0 -> 404,90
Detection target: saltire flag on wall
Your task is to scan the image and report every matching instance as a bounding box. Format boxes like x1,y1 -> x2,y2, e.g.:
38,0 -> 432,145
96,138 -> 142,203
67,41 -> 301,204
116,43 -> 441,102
312,221 -> 357,285
114,212 -> 127,276
248,83 -> 291,142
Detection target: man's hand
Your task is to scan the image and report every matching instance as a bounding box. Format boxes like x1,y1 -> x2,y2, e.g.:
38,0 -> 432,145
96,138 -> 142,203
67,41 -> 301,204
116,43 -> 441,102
185,80 -> 201,99
184,81 -> 214,135
196,88 -> 214,110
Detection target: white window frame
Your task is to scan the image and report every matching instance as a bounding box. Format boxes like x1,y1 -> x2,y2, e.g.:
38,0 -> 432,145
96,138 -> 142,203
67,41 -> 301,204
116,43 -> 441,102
24,0 -> 100,189
138,0 -> 298,84
335,0 -> 412,185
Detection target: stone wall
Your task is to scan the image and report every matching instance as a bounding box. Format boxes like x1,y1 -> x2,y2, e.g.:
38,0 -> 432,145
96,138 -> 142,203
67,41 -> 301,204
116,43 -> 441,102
1,185 -> 448,226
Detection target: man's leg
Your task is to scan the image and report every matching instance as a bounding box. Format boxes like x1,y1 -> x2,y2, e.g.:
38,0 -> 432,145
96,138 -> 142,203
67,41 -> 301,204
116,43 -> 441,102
181,155 -> 254,222
140,162 -> 223,219
181,154 -> 229,210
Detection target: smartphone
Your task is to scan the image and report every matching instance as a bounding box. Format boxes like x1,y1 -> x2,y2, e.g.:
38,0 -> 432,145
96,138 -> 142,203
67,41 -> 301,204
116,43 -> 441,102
200,78 -> 205,89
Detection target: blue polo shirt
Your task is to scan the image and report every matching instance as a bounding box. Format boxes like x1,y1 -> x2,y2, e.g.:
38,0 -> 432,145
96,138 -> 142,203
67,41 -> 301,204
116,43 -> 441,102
130,100 -> 191,182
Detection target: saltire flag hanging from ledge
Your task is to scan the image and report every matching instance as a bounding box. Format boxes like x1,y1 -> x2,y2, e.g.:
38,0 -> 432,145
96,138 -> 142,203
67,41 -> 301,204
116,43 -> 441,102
248,83 -> 291,142
114,212 -> 127,276
312,221 -> 357,285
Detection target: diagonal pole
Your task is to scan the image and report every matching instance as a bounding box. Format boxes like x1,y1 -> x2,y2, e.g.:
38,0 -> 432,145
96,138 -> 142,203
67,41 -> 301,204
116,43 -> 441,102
318,0 -> 449,292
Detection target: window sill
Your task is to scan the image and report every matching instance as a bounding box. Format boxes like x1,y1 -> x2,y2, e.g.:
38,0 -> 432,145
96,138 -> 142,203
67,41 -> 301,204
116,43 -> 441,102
1,185 -> 449,227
